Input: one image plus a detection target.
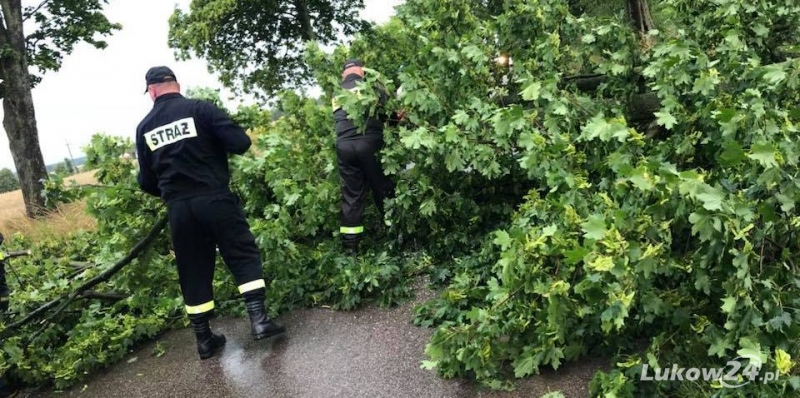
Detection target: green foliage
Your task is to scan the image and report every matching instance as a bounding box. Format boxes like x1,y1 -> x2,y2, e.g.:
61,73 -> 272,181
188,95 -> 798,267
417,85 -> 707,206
168,0 -> 371,98
230,91 -> 414,314
302,0 -> 800,396
567,0 -> 627,18
0,168 -> 19,193
42,173 -> 80,209
0,107 -> 414,389
1,135 -> 180,389
231,104 -> 284,131
185,86 -> 225,109
4,0 -> 800,396
14,0 -> 120,86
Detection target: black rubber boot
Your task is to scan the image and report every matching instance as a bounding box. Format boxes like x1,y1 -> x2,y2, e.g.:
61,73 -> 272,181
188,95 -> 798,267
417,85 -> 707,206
342,234 -> 360,257
0,377 -> 16,398
243,289 -> 285,340
189,313 -> 226,360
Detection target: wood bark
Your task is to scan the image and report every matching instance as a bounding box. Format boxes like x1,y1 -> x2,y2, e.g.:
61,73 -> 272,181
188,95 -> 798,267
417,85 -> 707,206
80,291 -> 129,301
293,0 -> 316,41
627,0 -> 656,35
626,92 -> 661,122
560,75 -> 661,122
560,74 -> 606,92
0,0 -> 49,217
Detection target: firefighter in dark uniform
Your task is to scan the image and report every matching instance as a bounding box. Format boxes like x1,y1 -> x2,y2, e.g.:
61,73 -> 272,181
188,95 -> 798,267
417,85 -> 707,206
334,59 -> 402,255
136,66 -> 285,360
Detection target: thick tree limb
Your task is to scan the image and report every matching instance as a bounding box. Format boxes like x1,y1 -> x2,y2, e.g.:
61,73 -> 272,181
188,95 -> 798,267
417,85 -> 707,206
80,291 -> 129,301
558,74 -> 662,122
293,0 -> 316,41
1,297 -> 60,331
627,0 -> 656,35
73,184 -> 147,193
70,261 -> 93,269
626,91 -> 661,122
0,8 -> 6,36
1,215 -> 168,335
560,74 -> 606,92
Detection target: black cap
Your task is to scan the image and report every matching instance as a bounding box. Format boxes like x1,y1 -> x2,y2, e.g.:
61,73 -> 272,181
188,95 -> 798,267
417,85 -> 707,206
144,66 -> 177,93
342,58 -> 363,72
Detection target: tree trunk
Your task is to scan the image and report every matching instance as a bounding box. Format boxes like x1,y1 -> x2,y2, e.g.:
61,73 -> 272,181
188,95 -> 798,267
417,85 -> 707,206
559,75 -> 661,122
626,92 -> 661,122
293,0 -> 316,41
627,0 -> 656,35
0,0 -> 49,218
560,74 -> 606,92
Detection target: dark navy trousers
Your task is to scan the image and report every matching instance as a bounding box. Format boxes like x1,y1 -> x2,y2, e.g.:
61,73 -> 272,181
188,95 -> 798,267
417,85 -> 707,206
167,191 -> 265,314
336,136 -> 395,249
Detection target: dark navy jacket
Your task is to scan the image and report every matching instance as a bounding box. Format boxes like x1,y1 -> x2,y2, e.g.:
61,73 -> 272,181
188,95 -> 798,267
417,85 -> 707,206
333,74 -> 397,142
135,93 -> 250,202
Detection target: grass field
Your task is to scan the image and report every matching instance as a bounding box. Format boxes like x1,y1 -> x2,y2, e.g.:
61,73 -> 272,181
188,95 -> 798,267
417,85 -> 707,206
0,170 -> 98,241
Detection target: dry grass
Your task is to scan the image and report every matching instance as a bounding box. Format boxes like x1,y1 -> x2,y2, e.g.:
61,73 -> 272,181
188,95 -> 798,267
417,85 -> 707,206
0,170 -> 98,241
66,170 -> 99,185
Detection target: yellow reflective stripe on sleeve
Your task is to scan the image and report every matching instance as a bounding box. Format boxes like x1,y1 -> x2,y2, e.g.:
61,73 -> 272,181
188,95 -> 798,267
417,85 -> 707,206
238,279 -> 266,294
0,297 -> 8,302
185,301 -> 215,315
0,252 -> 5,261
340,226 -> 364,234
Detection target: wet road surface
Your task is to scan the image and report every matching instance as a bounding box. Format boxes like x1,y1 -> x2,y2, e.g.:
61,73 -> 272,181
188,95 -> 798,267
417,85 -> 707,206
23,286 -> 607,398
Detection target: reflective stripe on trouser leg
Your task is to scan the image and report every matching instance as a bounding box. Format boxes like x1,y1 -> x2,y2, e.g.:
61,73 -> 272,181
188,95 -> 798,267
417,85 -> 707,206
340,226 -> 364,234
238,279 -> 266,294
185,301 -> 215,315
169,199 -> 217,317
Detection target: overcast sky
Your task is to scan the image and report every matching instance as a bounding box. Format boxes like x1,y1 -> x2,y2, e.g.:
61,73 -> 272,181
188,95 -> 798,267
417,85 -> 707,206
0,0 -> 402,171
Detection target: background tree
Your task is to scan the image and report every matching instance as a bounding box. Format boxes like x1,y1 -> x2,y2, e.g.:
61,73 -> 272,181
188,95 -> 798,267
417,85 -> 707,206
0,167 -> 19,193
0,0 -> 119,217
53,163 -> 65,176
53,158 -> 74,176
185,86 -> 225,109
168,0 -> 371,100
63,157 -> 75,175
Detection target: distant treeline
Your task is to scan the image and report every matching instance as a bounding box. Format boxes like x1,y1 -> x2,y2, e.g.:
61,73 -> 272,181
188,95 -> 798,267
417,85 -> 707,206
45,156 -> 87,173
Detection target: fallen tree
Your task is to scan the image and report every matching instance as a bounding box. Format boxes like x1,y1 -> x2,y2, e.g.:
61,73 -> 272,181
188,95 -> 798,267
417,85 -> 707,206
1,215 -> 167,338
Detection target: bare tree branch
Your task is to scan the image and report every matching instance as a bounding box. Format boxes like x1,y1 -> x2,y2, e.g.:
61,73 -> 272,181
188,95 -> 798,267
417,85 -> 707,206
80,291 -> 129,301
22,0 -> 52,22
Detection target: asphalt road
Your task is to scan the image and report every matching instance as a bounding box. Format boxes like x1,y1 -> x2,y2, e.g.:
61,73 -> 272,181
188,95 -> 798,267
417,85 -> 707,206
23,285 -> 606,398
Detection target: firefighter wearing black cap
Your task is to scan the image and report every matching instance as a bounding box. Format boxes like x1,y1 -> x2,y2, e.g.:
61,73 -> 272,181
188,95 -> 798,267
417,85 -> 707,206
334,59 -> 403,255
136,66 -> 285,360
